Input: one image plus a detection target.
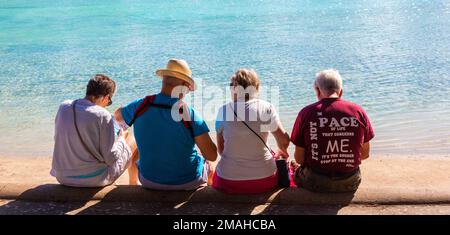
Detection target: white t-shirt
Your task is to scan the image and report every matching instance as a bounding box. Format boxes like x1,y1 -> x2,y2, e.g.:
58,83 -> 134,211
215,99 -> 280,180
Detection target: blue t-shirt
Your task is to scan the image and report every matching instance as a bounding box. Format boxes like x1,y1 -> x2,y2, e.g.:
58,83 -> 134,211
121,93 -> 209,185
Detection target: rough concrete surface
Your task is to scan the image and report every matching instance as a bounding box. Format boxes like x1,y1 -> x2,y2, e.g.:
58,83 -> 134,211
0,155 -> 449,215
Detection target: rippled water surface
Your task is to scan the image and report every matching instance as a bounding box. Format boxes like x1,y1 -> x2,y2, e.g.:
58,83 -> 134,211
0,0 -> 449,156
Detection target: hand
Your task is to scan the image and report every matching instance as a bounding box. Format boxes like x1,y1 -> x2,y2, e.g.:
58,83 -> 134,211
276,148 -> 289,159
118,128 -> 129,140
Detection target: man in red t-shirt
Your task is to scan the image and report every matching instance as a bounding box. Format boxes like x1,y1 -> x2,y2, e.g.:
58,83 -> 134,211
290,69 -> 374,193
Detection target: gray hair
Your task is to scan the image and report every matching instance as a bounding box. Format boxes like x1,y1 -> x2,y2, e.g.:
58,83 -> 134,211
314,69 -> 343,96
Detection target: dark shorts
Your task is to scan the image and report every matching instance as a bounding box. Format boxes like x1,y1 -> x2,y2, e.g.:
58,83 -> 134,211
294,167 -> 361,193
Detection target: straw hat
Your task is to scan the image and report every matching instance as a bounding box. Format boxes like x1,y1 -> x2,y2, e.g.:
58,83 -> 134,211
155,59 -> 196,90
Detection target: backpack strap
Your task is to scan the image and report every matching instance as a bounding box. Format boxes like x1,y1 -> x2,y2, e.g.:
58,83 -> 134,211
128,95 -> 195,138
178,101 -> 194,138
127,95 -> 156,127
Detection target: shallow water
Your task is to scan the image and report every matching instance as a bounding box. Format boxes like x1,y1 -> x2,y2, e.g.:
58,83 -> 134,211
0,0 -> 449,156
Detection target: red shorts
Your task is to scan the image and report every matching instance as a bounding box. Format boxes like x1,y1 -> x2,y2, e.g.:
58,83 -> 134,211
212,172 -> 278,194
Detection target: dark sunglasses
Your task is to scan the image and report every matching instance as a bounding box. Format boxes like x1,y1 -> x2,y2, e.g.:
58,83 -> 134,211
107,95 -> 113,106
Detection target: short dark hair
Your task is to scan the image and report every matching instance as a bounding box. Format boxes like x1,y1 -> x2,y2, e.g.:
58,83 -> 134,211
86,74 -> 116,98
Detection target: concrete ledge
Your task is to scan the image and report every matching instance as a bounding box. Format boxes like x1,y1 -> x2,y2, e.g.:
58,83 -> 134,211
1,157 -> 450,206
1,183 -> 450,205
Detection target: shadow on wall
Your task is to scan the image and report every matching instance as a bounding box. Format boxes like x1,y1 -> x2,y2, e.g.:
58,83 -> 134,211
0,184 -> 104,215
0,184 -> 356,215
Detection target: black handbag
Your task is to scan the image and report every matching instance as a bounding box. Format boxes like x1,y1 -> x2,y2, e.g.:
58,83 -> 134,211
275,159 -> 291,187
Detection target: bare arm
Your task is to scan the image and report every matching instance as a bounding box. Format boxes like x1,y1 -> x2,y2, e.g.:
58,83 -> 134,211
271,122 -> 290,157
294,146 -> 305,165
114,107 -> 125,124
361,142 -> 370,160
195,132 -> 218,161
216,132 -> 224,155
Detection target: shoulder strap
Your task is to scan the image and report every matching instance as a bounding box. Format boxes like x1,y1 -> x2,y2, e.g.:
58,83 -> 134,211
72,100 -> 104,163
128,95 -> 157,126
230,104 -> 276,157
178,101 -> 194,138
128,95 -> 195,139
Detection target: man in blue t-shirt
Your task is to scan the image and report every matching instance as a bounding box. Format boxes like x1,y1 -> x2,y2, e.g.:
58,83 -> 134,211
114,59 -> 217,190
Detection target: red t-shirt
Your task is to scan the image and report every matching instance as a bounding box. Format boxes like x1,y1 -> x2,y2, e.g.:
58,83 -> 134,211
291,98 -> 374,173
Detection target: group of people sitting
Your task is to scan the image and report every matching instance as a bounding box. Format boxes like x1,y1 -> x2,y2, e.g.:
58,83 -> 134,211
51,58 -> 374,194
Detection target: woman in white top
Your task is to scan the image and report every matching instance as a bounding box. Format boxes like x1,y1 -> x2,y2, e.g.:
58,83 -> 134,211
212,69 -> 290,194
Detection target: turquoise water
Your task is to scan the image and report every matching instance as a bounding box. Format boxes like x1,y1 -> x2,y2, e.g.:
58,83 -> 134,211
0,0 -> 449,156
